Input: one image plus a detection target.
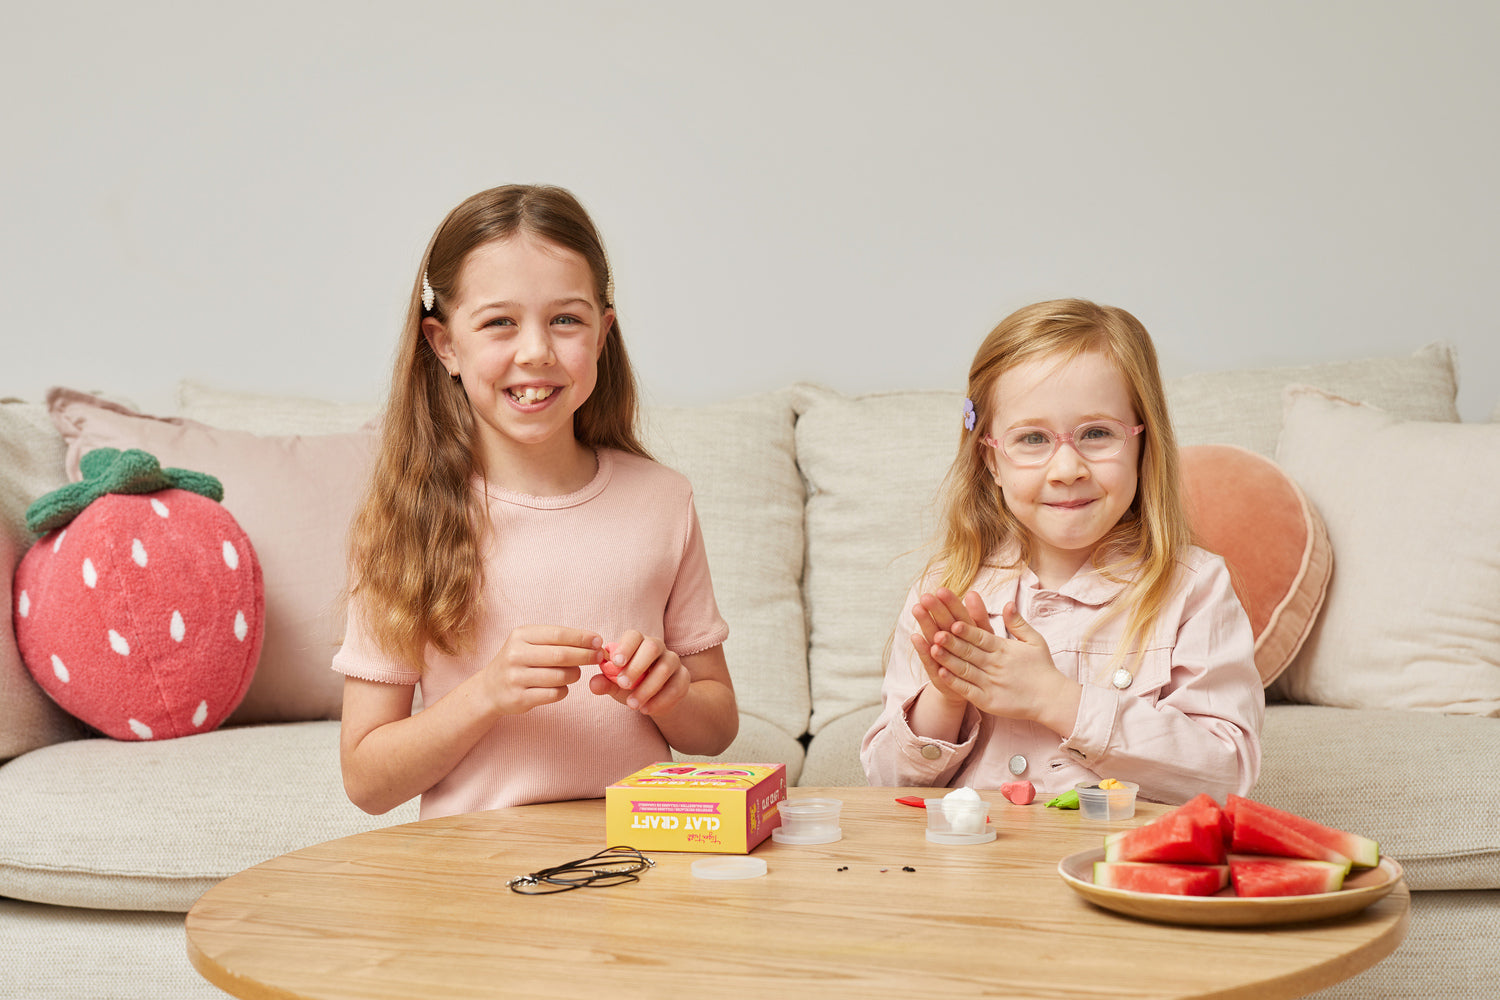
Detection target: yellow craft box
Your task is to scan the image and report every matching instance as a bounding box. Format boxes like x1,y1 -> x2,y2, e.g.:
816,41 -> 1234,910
605,762 -> 787,853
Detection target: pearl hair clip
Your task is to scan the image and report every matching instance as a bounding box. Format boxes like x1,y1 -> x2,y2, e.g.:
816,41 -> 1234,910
421,272 -> 435,312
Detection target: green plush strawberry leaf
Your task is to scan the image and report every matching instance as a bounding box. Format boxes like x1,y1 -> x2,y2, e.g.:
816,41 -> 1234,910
25,448 -> 224,534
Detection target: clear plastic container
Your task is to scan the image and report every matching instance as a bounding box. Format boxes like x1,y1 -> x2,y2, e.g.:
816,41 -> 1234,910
1074,780 -> 1139,820
771,797 -> 843,845
922,797 -> 996,844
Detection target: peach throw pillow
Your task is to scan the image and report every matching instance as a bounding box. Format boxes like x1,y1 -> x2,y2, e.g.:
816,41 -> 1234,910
1180,444 -> 1332,687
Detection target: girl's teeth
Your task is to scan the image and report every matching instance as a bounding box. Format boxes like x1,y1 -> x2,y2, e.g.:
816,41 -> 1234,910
511,387 -> 555,404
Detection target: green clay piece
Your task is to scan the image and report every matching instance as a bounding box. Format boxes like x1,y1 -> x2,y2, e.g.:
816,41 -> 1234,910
1046,789 -> 1080,810
25,448 -> 224,535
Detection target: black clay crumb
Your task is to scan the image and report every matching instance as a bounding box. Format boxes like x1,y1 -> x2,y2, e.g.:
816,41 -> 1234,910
902,866 -> 916,872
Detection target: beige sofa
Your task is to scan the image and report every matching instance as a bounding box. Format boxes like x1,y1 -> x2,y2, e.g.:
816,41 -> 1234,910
1,343 -> 1496,998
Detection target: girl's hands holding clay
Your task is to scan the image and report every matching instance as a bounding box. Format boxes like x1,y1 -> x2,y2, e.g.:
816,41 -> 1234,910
590,631 -> 691,717
482,626 -> 602,715
915,589 -> 1079,732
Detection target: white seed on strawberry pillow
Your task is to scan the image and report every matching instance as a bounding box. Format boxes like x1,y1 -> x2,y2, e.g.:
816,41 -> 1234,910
14,486 -> 264,741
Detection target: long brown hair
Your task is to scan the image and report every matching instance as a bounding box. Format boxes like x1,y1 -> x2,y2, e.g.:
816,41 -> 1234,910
348,184 -> 649,669
933,299 -> 1191,666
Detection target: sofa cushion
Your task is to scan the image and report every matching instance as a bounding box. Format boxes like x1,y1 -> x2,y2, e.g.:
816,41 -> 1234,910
177,382 -> 813,745
642,391 -> 810,742
1272,389 -> 1500,715
1167,341 -> 1459,458
1180,445 -> 1332,686
1257,705 -> 1500,891
47,388 -> 377,724
0,401 -> 86,760
0,721 -> 418,912
792,384 -> 955,734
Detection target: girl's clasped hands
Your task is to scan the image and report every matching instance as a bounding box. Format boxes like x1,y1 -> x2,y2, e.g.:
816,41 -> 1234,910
911,587 -> 1080,739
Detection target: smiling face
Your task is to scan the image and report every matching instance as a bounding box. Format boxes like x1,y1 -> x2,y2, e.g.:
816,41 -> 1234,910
422,233 -> 614,493
984,349 -> 1141,588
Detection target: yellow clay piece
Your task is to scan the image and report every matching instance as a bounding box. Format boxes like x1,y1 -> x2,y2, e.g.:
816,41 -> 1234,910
1098,778 -> 1124,790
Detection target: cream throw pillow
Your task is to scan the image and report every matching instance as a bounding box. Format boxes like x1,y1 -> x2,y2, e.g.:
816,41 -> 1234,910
1272,388 -> 1500,715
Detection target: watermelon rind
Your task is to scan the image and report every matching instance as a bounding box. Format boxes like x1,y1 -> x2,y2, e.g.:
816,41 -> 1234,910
1227,796 -> 1379,868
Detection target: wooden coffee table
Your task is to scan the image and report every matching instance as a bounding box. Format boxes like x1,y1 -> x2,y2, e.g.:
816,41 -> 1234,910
186,787 -> 1407,999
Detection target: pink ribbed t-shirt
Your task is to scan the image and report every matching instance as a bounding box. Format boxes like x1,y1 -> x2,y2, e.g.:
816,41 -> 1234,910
333,449 -> 729,818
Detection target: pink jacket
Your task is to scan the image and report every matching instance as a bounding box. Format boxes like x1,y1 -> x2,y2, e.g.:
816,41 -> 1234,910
861,545 -> 1263,804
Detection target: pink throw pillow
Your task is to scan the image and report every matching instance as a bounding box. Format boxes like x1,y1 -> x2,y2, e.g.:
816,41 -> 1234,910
1180,444 -> 1332,687
46,388 -> 377,723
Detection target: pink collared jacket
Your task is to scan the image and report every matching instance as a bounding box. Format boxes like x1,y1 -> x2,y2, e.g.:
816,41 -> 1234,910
860,545 -> 1263,805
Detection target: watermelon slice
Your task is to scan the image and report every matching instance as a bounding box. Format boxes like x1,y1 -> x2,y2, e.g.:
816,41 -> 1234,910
1228,857 -> 1349,897
1227,796 -> 1379,868
1227,802 -> 1350,865
1177,793 -> 1233,847
1094,862 -> 1229,896
1103,808 -> 1226,864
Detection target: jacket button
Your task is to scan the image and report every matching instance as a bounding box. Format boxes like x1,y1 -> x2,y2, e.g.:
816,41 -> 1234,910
1008,754 -> 1027,775
921,744 -> 941,760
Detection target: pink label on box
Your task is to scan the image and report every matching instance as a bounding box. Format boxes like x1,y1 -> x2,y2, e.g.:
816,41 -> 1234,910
632,801 -> 722,815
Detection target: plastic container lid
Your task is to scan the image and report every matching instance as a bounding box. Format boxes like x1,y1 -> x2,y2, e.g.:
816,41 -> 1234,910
691,856 -> 768,880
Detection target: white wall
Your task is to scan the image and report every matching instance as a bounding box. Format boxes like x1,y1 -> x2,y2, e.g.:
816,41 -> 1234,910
6,1 -> 1497,420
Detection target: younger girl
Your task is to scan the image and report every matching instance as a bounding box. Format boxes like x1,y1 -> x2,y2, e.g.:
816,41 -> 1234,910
861,299 -> 1262,804
336,185 -> 737,819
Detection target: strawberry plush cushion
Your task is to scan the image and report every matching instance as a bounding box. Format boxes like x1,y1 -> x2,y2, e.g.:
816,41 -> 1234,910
1180,444 -> 1332,687
14,452 -> 264,740
46,387 -> 376,724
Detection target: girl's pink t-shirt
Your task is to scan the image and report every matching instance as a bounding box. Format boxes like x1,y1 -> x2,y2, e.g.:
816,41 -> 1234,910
334,449 -> 729,818
860,545 -> 1263,805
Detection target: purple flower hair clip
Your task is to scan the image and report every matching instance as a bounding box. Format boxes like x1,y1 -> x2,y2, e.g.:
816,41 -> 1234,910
962,398 -> 976,431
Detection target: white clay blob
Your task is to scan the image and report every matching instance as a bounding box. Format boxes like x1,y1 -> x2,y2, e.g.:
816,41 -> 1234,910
942,786 -> 985,835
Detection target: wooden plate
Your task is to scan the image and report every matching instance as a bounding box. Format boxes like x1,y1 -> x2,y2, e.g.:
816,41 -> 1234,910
1057,849 -> 1404,927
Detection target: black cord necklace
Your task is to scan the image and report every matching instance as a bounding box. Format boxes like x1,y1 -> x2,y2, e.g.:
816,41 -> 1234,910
507,845 -> 655,895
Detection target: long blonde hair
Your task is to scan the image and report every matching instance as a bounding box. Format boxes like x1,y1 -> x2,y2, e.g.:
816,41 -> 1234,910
348,184 -> 649,669
934,299 -> 1191,663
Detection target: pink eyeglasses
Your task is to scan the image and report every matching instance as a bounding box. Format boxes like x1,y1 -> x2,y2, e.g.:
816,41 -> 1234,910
982,419 -> 1145,467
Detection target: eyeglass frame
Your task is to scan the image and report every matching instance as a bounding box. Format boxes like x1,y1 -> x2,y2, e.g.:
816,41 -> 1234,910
981,419 -> 1146,468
